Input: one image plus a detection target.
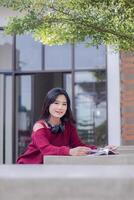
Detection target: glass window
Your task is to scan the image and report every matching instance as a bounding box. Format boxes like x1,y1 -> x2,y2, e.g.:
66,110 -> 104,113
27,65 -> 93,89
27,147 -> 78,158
75,71 -> 107,146
75,41 -> 106,69
45,44 -> 72,70
32,73 -> 64,122
16,76 -> 32,156
64,73 -> 72,108
16,35 -> 42,71
0,30 -> 13,70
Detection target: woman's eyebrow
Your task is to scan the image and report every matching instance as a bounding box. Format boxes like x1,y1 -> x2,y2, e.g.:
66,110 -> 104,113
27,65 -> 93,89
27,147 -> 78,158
55,100 -> 67,103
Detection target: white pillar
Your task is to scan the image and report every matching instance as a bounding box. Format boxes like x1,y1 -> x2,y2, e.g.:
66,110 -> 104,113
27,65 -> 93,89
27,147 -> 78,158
107,46 -> 121,145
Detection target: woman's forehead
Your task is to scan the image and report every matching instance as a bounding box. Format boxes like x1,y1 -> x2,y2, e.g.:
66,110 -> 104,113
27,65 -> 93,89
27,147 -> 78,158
55,95 -> 67,102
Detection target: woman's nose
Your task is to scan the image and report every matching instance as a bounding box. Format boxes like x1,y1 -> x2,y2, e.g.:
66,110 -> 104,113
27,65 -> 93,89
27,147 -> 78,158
58,104 -> 63,109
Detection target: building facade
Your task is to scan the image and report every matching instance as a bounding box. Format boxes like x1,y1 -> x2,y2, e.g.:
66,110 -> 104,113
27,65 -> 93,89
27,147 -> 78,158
0,7 -> 121,164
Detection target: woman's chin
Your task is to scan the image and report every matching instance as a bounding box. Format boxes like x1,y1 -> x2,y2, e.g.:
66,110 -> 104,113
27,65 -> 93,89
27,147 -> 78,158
52,115 -> 62,119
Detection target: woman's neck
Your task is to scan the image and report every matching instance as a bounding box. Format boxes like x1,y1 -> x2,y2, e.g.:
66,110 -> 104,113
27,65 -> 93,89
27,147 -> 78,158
48,116 -> 61,126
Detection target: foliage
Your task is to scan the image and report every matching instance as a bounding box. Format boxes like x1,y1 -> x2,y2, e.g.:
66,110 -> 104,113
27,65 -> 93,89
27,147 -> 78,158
0,0 -> 134,50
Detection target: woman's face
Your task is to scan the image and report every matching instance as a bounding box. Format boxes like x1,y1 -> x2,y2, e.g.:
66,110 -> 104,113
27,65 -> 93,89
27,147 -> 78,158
49,95 -> 67,119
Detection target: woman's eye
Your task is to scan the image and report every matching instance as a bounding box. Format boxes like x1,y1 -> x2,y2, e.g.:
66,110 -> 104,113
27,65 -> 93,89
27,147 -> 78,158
54,102 -> 67,106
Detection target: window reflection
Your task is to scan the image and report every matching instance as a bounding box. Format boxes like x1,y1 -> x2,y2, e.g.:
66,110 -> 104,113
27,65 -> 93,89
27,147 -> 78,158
45,44 -> 71,70
16,35 -> 42,71
64,73 -> 72,107
75,41 -> 106,69
16,76 -> 32,156
75,71 -> 107,146
0,30 -> 13,70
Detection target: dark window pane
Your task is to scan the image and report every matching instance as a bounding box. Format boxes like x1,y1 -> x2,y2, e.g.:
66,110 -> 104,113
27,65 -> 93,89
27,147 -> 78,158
63,73 -> 72,108
16,76 -> 32,156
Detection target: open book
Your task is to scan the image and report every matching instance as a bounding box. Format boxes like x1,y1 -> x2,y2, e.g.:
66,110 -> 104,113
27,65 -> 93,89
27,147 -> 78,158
89,147 -> 118,156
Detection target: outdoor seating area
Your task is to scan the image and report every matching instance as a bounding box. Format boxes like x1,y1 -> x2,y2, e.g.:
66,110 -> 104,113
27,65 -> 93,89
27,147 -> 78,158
0,146 -> 134,200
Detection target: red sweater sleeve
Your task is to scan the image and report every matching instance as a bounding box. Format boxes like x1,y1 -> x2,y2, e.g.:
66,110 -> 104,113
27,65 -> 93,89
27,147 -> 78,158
69,123 -> 97,149
32,128 -> 70,155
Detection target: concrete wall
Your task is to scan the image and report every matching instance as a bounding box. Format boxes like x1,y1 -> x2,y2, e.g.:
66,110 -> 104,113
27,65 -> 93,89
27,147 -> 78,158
0,165 -> 134,200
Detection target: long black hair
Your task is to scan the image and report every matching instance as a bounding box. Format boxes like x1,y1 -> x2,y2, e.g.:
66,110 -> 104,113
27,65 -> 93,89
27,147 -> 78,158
40,88 -> 75,123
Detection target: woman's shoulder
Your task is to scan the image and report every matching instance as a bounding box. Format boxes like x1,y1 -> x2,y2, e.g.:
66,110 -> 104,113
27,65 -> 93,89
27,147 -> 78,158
33,120 -> 48,132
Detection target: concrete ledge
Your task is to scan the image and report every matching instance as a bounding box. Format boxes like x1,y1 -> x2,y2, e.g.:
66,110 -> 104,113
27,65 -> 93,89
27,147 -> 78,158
0,165 -> 134,200
44,154 -> 134,165
118,149 -> 134,154
118,145 -> 134,150
118,146 -> 134,154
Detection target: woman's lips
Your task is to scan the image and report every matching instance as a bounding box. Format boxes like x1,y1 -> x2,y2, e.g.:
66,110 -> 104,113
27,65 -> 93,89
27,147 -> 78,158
55,111 -> 63,115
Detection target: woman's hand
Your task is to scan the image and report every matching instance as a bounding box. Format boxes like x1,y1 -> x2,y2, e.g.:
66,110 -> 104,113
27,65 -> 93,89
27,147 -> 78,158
69,146 -> 91,156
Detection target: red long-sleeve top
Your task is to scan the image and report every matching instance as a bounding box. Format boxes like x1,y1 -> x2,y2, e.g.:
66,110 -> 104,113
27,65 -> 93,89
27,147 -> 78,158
17,121 -> 96,164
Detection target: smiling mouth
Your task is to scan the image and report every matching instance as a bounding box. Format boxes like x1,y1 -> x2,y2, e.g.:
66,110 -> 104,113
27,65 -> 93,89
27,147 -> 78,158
56,111 -> 63,115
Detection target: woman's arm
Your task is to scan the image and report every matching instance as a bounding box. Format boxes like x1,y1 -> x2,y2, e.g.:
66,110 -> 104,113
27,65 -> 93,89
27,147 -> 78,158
32,125 -> 70,156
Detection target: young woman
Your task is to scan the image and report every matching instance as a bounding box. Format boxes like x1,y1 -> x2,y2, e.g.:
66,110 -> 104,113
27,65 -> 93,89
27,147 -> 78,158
17,88 -> 114,164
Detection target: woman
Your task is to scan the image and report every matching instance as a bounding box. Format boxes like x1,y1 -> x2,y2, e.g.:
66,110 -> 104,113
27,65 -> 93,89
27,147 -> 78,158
17,88 -> 113,164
